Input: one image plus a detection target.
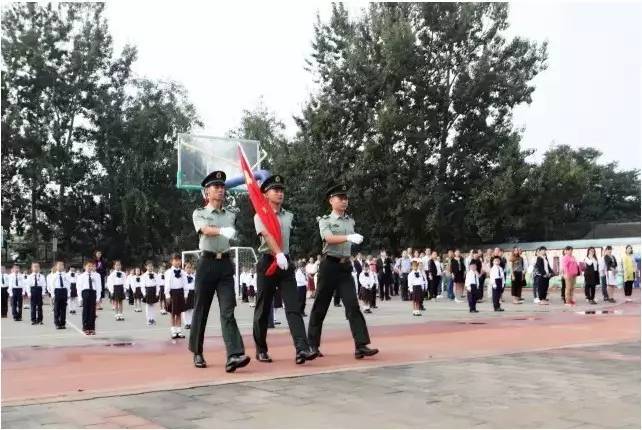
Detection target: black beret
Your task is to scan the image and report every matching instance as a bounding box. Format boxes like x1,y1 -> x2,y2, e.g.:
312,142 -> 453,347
260,175 -> 285,193
201,170 -> 226,188
326,183 -> 349,199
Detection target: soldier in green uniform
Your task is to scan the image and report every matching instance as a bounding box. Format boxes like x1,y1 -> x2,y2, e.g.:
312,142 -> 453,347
307,184 -> 379,359
189,171 -> 250,372
252,175 -> 319,365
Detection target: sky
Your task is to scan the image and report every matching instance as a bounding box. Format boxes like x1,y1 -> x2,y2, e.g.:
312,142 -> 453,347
104,1 -> 641,170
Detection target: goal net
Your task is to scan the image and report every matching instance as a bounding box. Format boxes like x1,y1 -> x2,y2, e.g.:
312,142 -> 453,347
182,247 -> 258,297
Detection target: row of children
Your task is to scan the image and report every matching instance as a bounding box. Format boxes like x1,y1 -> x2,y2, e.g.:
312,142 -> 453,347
0,254 -> 196,339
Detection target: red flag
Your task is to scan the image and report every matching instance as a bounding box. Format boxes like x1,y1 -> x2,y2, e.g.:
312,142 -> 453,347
238,145 -> 282,276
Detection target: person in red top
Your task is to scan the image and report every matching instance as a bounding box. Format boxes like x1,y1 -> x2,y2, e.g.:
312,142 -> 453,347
561,246 -> 580,306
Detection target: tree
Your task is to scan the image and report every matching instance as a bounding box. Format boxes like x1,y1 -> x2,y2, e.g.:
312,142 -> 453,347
295,3 -> 548,250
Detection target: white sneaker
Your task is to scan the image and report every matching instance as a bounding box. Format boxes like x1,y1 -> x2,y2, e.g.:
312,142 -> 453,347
412,310 -> 422,316
249,303 -> 255,307
534,298 -> 540,304
437,295 -> 443,299
454,298 -> 462,303
625,298 -> 633,303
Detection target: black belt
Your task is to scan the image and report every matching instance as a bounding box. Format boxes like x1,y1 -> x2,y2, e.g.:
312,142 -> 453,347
201,251 -> 231,260
324,255 -> 350,264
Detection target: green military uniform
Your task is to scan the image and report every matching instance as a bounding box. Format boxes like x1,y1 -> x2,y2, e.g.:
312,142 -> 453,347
252,175 -> 315,363
188,171 -> 246,368
307,185 -> 372,353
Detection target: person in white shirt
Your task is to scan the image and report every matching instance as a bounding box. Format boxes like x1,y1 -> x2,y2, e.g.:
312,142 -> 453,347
165,254 -> 188,339
47,260 -> 70,329
26,262 -> 46,325
158,264 -> 168,316
418,262 -> 428,311
358,264 -> 376,314
182,262 -> 195,329
142,261 -> 159,326
239,267 -> 249,303
465,262 -> 480,313
1,266 -> 8,318
490,257 -> 505,312
77,260 -> 102,335
107,260 -> 127,321
246,268 -> 257,307
7,265 -> 24,321
67,267 -> 79,315
408,261 -> 424,316
295,262 -> 308,316
129,267 -> 144,312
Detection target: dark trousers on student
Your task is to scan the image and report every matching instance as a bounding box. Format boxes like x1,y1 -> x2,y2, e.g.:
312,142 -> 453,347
30,287 -> 43,323
1,287 -> 8,317
492,279 -> 503,310
561,278 -> 566,302
53,289 -> 68,327
401,273 -> 409,301
429,276 -> 441,299
585,282 -> 596,301
297,286 -> 307,315
624,281 -> 634,297
11,289 -> 23,320
82,289 -> 97,331
478,275 -> 486,300
308,257 -> 371,349
536,276 -> 550,300
467,285 -> 478,311
333,288 -> 341,306
511,272 -> 523,298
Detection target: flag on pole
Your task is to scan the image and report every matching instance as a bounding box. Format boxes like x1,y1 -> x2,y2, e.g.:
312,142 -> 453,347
238,144 -> 282,276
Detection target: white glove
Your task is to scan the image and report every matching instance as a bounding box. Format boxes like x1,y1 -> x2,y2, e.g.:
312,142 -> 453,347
346,234 -> 364,245
276,253 -> 289,271
219,227 -> 236,239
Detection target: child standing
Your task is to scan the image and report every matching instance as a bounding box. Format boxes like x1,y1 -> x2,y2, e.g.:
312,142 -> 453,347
158,264 -> 168,315
8,265 -> 24,321
67,267 -> 78,314
129,267 -> 144,312
358,264 -> 376,314
77,260 -> 102,335
408,261 -> 424,316
295,262 -> 308,316
465,261 -> 480,313
47,260 -> 70,329
165,254 -> 187,339
107,260 -> 127,321
142,261 -> 159,326
182,262 -> 195,329
490,257 -> 505,312
26,262 -> 46,325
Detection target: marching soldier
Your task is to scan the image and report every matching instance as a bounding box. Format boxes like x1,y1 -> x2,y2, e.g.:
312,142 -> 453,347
189,170 -> 250,372
252,175 -> 318,365
307,184 -> 379,359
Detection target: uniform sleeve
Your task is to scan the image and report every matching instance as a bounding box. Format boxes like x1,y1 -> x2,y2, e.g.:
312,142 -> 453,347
192,210 -> 207,234
164,271 -> 171,290
95,275 -> 102,303
319,218 -> 332,240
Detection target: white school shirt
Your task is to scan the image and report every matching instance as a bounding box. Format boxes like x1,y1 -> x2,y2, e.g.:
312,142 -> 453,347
106,270 -> 126,295
295,269 -> 307,287
239,272 -> 247,286
246,273 -> 257,288
67,271 -> 78,285
25,273 -> 47,297
47,271 -> 70,296
164,267 -> 187,294
157,272 -> 166,289
185,273 -> 195,292
142,271 -> 159,295
305,263 -> 317,276
408,270 -> 424,288
76,271 -> 102,303
490,265 -> 505,289
359,272 -> 376,289
128,274 -> 144,290
1,273 -> 7,288
465,270 -> 479,292
7,273 -> 23,296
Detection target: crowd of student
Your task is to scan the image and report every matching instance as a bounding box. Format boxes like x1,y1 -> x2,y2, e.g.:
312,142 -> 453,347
1,244 -> 637,336
247,244 -> 638,317
1,252 -> 195,339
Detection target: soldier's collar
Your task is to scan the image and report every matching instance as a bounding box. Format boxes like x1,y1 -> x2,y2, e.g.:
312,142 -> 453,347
330,211 -> 349,220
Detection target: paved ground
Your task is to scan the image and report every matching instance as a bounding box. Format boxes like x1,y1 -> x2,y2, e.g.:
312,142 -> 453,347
2,288 -> 640,428
2,342 -> 639,428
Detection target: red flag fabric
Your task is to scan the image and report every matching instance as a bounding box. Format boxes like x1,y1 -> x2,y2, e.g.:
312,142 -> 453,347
238,145 -> 282,276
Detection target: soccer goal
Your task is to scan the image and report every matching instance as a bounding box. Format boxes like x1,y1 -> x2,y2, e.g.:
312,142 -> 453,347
182,247 -> 258,297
